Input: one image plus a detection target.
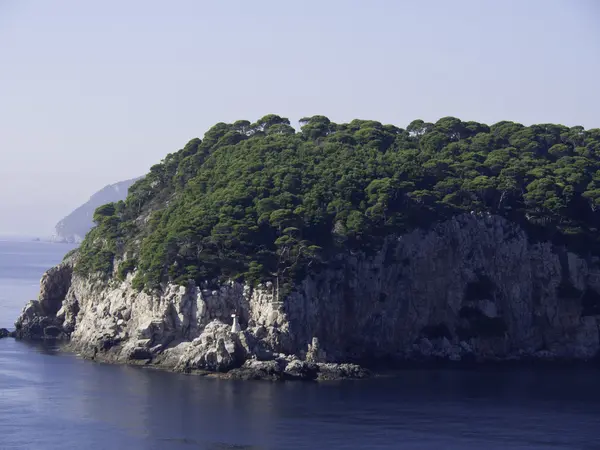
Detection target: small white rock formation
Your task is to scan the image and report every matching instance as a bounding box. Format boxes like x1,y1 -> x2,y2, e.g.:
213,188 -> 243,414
231,312 -> 241,333
306,337 -> 327,363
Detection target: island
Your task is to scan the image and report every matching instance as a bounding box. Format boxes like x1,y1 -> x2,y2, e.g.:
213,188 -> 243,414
12,115 -> 600,380
52,177 -> 141,244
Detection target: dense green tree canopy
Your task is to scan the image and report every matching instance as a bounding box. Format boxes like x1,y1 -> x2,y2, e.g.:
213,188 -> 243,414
76,115 -> 600,292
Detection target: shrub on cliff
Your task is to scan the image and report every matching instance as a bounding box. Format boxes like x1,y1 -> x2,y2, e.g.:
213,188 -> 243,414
75,115 -> 600,291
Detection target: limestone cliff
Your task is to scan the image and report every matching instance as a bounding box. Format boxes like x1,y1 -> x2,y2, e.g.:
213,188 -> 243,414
14,214 -> 600,378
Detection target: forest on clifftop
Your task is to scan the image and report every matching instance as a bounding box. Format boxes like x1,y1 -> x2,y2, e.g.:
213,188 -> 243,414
75,115 -> 600,293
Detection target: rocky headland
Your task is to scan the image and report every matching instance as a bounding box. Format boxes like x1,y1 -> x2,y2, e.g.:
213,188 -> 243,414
10,116 -> 600,379
12,214 -> 600,379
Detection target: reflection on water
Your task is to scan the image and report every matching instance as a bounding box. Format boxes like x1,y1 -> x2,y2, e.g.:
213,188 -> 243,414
2,240 -> 600,449
2,337 -> 600,450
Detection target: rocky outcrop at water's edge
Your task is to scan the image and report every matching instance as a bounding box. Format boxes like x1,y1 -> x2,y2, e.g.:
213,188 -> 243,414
13,214 -> 600,379
0,328 -> 11,339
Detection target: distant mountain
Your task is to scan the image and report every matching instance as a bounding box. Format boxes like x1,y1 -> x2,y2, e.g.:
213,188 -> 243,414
52,177 -> 141,244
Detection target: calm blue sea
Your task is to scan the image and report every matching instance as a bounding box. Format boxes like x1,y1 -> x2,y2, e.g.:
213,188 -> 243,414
1,239 -> 600,449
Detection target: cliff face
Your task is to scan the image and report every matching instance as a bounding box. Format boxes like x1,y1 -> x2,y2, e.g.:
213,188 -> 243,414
283,213 -> 600,361
14,214 -> 600,377
52,177 -> 141,244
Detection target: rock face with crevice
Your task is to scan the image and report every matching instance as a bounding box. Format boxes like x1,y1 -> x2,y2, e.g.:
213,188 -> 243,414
13,214 -> 600,379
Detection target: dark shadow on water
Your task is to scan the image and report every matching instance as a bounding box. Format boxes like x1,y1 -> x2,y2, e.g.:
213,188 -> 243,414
3,337 -> 600,449
11,338 -> 65,356
365,354 -> 600,372
159,439 -> 265,449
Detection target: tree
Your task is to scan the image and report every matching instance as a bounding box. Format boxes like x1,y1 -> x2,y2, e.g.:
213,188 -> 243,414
407,119 -> 433,139
232,120 -> 251,135
272,230 -> 321,302
93,203 -> 117,224
267,123 -> 295,135
75,114 -> 600,291
435,116 -> 464,141
299,115 -> 333,140
252,114 -> 291,133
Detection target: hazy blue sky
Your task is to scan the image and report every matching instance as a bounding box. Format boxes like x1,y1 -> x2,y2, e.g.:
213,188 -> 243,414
1,0 -> 599,235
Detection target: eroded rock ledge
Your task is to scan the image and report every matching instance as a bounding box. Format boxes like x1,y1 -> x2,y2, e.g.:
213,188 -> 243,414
13,214 -> 600,379
12,256 -> 368,381
64,320 -> 369,381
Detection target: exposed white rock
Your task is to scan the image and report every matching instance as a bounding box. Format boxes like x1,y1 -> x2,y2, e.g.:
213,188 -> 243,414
231,313 -> 241,333
306,337 -> 327,363
13,214 -> 600,378
173,321 -> 241,372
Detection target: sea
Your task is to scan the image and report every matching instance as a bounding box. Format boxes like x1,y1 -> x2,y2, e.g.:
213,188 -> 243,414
1,238 -> 600,449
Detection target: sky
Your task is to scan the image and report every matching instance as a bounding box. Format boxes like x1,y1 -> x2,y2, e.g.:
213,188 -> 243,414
1,0 -> 599,235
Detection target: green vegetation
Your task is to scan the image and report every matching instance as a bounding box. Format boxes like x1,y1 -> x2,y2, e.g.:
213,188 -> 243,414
75,115 -> 600,292
62,248 -> 79,261
116,259 -> 137,281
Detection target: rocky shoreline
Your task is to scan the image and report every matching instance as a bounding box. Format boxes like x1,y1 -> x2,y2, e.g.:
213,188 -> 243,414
5,322 -> 599,381
12,296 -> 371,381
76,347 -> 371,382
9,214 -> 600,380
67,333 -> 371,382
0,328 -> 12,339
